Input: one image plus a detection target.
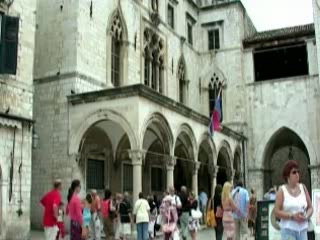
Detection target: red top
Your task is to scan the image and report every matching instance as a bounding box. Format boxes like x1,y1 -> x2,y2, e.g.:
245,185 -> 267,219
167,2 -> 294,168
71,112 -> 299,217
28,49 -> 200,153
66,194 -> 83,225
40,189 -> 61,227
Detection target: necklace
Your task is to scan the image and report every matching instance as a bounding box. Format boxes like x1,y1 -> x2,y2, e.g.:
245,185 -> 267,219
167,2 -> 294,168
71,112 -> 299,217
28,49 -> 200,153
287,184 -> 299,195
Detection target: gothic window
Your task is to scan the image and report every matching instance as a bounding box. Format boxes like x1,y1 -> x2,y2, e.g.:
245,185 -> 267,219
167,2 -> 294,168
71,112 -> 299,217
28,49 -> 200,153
110,11 -> 123,87
178,59 -> 187,104
151,0 -> 158,13
143,29 -> 165,93
144,48 -> 151,86
208,73 -> 223,121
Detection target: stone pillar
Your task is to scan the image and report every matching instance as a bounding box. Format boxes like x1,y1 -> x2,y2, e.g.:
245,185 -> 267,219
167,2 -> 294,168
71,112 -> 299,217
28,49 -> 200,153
230,169 -> 236,185
209,164 -> 219,198
128,150 -> 145,204
192,162 -> 201,196
166,156 -> 176,189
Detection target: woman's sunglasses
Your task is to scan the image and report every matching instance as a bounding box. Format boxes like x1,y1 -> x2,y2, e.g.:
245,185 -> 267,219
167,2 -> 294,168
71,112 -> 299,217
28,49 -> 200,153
291,170 -> 300,175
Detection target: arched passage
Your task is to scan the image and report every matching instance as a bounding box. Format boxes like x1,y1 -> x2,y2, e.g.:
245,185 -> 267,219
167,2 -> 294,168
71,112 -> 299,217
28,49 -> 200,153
198,137 -> 215,196
174,125 -> 197,191
217,141 -> 232,186
78,119 -> 132,193
263,127 -> 311,193
141,113 -> 173,194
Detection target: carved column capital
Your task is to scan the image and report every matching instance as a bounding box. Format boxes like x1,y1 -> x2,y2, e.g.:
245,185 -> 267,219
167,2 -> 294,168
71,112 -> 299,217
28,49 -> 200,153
209,164 -> 219,178
193,161 -> 201,174
128,149 -> 145,166
166,156 -> 176,166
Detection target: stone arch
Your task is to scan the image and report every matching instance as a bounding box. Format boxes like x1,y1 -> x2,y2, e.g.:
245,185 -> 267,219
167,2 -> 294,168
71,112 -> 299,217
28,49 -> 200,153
254,122 -> 317,168
198,133 -> 216,196
217,140 -> 233,166
261,126 -> 311,192
174,123 -> 197,160
107,6 -> 128,41
106,5 -> 129,87
216,140 -> 233,185
198,132 -> 217,165
173,123 -> 198,190
69,109 -> 138,156
140,112 -> 174,156
201,65 -> 227,118
202,65 -> 227,88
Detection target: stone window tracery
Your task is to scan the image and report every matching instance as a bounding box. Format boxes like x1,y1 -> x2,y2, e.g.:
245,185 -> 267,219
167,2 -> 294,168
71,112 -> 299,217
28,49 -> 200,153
143,28 -> 165,93
110,11 -> 123,87
208,72 -> 223,121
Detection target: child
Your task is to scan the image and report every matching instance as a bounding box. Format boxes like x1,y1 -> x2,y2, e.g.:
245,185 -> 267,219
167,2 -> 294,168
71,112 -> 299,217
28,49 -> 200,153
56,202 -> 65,240
82,193 -> 92,240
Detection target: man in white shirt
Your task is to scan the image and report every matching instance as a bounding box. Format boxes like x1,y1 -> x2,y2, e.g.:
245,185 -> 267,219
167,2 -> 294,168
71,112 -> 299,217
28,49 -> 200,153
133,192 -> 150,240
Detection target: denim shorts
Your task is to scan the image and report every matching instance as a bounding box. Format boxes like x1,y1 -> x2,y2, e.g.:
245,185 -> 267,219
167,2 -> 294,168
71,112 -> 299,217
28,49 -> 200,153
280,228 -> 307,240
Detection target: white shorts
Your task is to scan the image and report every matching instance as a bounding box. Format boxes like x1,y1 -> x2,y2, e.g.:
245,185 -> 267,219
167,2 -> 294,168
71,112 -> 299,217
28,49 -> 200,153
120,223 -> 131,236
44,226 -> 59,240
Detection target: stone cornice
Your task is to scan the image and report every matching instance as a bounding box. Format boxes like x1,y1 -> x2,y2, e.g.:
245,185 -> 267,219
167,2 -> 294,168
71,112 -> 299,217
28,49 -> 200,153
34,71 -> 106,88
67,84 -> 246,141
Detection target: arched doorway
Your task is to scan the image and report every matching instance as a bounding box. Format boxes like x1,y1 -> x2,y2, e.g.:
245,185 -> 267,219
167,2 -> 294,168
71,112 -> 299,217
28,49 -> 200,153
142,114 -> 172,195
79,120 -> 131,194
263,127 -> 311,192
198,138 -> 214,196
217,141 -> 232,186
174,129 -> 196,191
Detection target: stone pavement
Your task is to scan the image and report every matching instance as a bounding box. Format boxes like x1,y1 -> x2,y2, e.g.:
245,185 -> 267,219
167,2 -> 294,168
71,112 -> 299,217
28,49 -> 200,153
30,228 -> 255,240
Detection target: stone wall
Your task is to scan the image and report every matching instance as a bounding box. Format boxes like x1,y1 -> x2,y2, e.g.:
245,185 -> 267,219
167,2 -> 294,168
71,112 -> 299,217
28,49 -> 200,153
0,0 -> 36,239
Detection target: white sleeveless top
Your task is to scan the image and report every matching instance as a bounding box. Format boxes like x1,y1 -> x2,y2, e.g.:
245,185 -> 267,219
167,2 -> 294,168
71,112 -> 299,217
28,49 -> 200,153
279,184 -> 308,232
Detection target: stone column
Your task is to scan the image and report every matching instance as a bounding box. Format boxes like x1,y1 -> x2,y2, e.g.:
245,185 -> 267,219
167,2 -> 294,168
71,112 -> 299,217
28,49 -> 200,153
209,164 -> 219,198
192,161 -> 201,196
230,169 -> 236,185
128,150 -> 145,204
166,156 -> 176,189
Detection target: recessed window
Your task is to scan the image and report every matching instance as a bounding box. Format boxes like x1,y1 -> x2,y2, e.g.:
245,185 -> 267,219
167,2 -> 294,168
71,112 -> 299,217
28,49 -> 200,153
187,23 -> 193,45
167,4 -> 174,29
0,14 -> 19,75
254,43 -> 309,81
87,159 -> 105,190
208,29 -> 220,50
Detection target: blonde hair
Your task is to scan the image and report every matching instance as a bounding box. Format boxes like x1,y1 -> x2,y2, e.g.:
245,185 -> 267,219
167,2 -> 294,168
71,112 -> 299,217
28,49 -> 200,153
222,182 -> 232,202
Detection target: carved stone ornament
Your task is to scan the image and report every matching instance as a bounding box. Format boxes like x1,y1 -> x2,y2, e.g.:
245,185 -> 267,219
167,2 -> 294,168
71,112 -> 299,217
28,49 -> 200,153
150,11 -> 160,27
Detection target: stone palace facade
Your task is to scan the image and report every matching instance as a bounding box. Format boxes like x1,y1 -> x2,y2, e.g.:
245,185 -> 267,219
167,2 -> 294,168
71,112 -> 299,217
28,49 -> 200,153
1,0 -> 320,237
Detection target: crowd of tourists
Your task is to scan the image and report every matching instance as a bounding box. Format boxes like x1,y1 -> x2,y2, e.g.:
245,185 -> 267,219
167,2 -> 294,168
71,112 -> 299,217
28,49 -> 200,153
40,181 -> 204,240
40,160 -> 313,240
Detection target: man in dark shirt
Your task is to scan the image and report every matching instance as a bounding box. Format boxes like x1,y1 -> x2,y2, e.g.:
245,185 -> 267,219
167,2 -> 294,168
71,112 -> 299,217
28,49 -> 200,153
179,186 -> 190,240
119,192 -> 132,240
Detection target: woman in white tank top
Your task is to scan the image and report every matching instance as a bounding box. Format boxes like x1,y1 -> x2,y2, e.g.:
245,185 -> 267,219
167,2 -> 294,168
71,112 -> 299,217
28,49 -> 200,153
274,160 -> 313,240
